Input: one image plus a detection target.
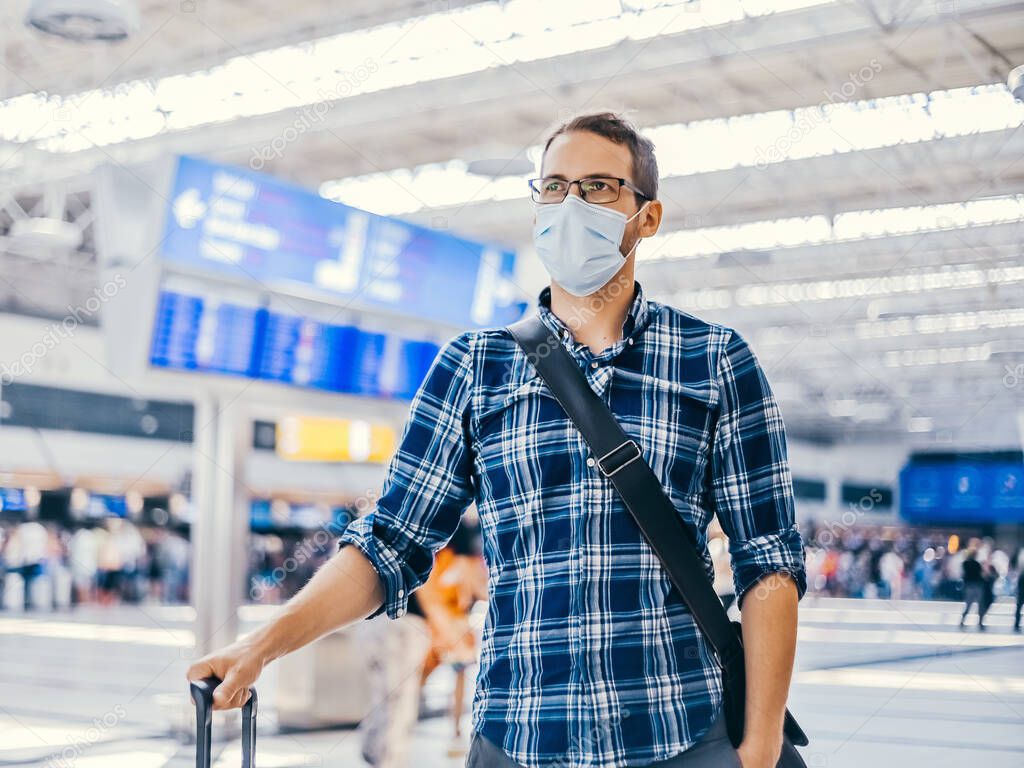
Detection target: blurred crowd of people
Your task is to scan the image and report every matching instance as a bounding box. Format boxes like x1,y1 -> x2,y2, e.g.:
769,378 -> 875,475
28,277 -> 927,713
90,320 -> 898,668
801,522 -> 1022,615
0,519 -> 190,610
3,517 -> 1022,628
0,518 -> 350,612
248,531 -> 336,603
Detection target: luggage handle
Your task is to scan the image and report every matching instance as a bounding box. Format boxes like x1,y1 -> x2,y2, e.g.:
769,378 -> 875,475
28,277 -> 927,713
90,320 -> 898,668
190,677 -> 257,768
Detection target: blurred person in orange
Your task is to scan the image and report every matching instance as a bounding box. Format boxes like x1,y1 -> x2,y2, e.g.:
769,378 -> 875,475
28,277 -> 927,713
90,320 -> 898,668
418,514 -> 488,757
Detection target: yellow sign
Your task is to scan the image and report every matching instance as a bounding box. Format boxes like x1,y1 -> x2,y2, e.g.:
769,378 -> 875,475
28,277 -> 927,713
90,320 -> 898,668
276,417 -> 396,463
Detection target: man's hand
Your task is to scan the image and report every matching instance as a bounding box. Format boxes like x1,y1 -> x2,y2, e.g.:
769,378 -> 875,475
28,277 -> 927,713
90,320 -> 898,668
736,732 -> 782,768
184,545 -> 386,710
187,635 -> 267,710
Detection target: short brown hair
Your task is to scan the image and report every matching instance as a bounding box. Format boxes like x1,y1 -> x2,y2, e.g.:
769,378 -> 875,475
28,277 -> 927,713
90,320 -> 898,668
542,111 -> 659,201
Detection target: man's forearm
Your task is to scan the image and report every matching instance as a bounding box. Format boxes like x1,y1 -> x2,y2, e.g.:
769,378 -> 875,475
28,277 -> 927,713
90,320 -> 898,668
188,533 -> 389,709
250,545 -> 385,663
738,572 -> 799,760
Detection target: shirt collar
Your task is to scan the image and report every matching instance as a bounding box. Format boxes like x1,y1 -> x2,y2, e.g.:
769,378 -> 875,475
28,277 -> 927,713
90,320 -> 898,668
536,279 -> 652,357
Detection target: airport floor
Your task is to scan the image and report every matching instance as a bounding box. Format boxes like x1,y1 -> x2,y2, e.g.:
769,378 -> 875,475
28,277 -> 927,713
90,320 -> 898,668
0,597 -> 1021,768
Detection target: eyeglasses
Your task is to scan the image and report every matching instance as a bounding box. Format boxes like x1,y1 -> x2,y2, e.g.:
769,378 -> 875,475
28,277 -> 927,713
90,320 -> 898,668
528,176 -> 651,205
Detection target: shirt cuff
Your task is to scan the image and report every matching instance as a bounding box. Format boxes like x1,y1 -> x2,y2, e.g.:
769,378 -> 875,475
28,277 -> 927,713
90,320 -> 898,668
337,514 -> 410,620
730,524 -> 807,608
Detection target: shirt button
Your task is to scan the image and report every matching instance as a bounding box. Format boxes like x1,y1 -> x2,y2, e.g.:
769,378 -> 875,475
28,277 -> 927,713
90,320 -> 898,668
397,589 -> 405,598
627,338 -> 634,345
590,361 -> 599,369
396,608 -> 405,617
586,457 -> 596,468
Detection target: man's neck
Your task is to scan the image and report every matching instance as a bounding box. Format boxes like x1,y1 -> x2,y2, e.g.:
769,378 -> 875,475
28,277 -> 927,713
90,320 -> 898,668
548,270 -> 636,356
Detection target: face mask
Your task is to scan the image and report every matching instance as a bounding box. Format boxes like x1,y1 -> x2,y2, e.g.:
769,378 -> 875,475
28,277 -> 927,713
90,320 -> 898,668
533,194 -> 648,297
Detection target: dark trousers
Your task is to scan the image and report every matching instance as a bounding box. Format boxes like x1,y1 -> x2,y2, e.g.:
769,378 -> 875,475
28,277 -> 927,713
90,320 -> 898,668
466,709 -> 741,768
20,563 -> 43,610
961,582 -> 985,625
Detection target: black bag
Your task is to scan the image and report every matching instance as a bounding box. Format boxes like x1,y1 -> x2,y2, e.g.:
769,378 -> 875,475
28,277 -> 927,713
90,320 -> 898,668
190,677 -> 257,768
508,316 -> 808,767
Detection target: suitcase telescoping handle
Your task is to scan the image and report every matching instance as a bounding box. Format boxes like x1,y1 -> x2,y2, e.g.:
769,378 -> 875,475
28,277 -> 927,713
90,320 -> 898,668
189,676 -> 257,768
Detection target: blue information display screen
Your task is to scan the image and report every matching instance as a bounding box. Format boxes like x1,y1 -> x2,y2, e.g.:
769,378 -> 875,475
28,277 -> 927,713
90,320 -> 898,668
251,500 -> 352,531
150,291 -> 265,377
86,494 -> 128,518
0,488 -> 28,512
162,155 -> 522,328
151,290 -> 439,400
381,339 -> 441,400
250,499 -> 277,530
900,462 -> 1024,523
989,464 -> 1024,516
258,314 -> 360,392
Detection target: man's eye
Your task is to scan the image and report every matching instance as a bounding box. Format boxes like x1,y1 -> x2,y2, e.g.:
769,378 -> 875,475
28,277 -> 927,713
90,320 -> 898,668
544,181 -> 565,192
584,180 -> 607,191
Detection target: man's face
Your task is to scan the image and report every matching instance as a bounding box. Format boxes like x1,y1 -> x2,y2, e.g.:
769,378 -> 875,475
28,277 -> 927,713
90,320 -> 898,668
537,130 -> 661,256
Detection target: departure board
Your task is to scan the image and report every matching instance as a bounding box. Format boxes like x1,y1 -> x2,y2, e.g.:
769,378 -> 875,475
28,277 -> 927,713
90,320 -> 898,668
161,155 -> 522,328
259,314 -> 360,392
151,289 -> 441,400
150,291 -> 264,377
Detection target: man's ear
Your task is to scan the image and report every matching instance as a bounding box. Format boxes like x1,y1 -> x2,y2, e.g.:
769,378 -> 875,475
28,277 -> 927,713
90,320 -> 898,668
639,199 -> 663,238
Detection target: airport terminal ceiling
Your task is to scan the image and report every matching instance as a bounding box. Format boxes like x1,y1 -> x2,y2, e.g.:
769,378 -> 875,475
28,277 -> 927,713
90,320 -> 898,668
2,0 -> 1022,448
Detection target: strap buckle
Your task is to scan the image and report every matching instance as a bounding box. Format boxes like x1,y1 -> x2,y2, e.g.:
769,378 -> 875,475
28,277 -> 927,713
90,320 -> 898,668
597,440 -> 642,477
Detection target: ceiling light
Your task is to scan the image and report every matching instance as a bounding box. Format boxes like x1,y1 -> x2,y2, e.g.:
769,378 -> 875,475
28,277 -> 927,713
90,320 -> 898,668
1009,64 -> 1024,101
883,344 -> 992,368
675,260 -> 1024,309
908,417 -> 934,433
25,0 -> 139,42
8,217 -> 84,254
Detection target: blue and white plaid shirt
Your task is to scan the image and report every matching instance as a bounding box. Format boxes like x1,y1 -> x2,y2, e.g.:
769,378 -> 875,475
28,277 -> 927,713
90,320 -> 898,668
340,281 -> 806,768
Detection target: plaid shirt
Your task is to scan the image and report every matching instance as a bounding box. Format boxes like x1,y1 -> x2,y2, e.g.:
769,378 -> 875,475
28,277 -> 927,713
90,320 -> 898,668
340,281 -> 806,768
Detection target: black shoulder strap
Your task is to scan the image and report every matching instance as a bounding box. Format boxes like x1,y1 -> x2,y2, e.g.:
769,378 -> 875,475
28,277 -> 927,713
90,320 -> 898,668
507,315 -> 808,749
507,316 -> 743,666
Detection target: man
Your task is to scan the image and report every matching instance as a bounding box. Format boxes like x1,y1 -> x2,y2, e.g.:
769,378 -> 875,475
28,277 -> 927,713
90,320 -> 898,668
188,112 -> 806,768
8,519 -> 48,610
1013,550 -> 1023,633
959,547 -> 986,631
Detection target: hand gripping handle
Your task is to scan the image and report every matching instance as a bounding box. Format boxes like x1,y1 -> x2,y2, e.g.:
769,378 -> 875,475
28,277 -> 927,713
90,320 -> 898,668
190,677 -> 257,768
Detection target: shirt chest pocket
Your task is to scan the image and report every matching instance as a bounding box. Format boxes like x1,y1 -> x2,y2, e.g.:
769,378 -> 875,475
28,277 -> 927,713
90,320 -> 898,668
470,377 -> 581,479
609,368 -> 718,495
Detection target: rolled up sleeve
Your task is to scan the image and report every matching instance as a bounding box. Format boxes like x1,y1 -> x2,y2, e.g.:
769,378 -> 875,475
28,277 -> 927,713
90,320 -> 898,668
338,332 -> 475,620
710,329 -> 806,608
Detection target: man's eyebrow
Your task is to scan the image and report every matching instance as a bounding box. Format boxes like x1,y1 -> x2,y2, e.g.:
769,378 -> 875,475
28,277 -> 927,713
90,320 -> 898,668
541,172 -> 621,180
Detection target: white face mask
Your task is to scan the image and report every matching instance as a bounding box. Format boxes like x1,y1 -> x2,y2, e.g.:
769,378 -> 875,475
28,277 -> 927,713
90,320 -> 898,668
533,194 -> 648,297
